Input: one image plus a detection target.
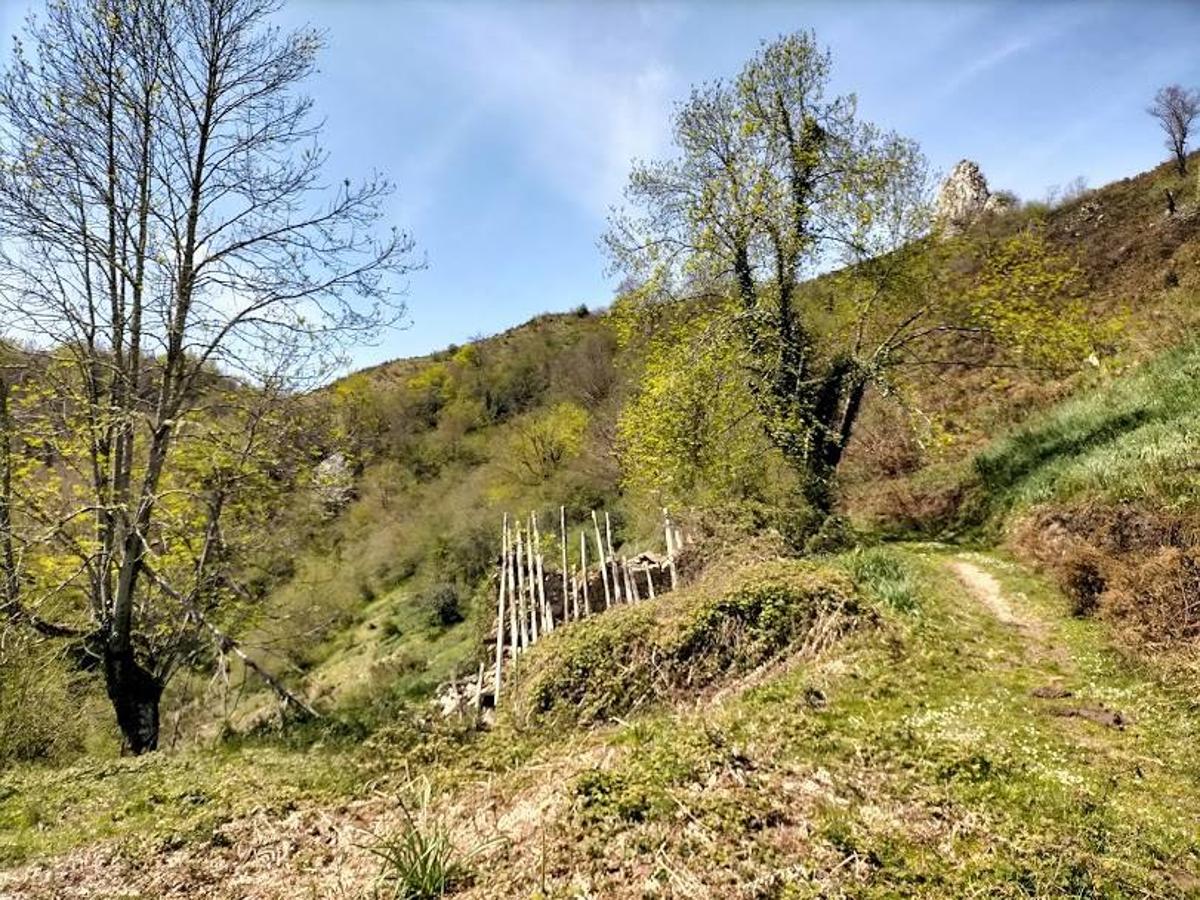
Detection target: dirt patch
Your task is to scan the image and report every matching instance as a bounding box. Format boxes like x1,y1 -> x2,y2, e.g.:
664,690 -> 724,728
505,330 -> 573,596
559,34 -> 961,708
1052,705 -> 1131,730
948,560 -> 1025,628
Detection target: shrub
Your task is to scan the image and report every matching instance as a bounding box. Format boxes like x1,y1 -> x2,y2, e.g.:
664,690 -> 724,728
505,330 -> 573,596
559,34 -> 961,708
0,634 -> 87,765
420,583 -> 463,628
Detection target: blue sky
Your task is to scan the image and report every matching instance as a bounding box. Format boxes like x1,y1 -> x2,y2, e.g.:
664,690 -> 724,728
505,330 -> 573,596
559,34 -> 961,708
3,1 -> 1199,371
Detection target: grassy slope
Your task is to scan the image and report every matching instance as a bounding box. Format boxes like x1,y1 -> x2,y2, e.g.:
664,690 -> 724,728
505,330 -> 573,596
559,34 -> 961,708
972,338 -> 1200,523
843,156 -> 1200,530
4,548 -> 1200,896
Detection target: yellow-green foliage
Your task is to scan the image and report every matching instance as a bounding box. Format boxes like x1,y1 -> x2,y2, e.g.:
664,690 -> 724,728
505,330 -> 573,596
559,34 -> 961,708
964,227 -> 1096,368
614,296 -> 795,522
510,556 -> 862,726
507,401 -> 589,483
0,634 -> 87,766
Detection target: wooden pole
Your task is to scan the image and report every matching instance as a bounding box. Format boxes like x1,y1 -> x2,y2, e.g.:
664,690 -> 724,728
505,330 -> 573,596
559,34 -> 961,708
560,506 -> 568,623
592,511 -> 612,610
644,563 -> 655,599
516,525 -> 530,648
605,512 -> 622,604
506,521 -> 519,657
533,512 -> 552,633
493,515 -> 508,704
663,508 -> 679,590
625,558 -> 639,603
525,521 -> 539,645
580,531 -> 591,615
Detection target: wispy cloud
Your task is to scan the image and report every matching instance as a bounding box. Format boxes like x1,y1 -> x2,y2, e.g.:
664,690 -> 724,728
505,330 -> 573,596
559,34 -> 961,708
428,5 -> 678,219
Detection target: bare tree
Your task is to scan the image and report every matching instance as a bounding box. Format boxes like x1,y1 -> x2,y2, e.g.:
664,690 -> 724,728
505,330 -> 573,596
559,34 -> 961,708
0,0 -> 416,753
1148,84 -> 1200,176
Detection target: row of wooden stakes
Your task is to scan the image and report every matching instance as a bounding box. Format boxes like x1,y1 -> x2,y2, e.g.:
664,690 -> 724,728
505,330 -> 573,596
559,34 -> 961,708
490,508 -> 686,706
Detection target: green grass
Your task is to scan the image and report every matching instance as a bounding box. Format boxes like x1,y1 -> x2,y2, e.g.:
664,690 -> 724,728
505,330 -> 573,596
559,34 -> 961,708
971,338 -> 1200,520
0,741 -> 363,866
4,548 -> 1200,896
518,546 -> 1200,897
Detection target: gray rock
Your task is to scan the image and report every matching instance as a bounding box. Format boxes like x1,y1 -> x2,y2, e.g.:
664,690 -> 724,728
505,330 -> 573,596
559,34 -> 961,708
936,159 -> 1007,234
313,451 -> 355,513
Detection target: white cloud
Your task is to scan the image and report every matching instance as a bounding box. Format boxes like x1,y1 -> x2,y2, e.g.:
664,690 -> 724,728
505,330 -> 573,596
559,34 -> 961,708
429,5 -> 678,219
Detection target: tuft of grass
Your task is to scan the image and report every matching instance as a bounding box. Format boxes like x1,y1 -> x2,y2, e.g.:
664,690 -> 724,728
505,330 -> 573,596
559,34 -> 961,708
842,546 -> 921,613
364,777 -> 491,899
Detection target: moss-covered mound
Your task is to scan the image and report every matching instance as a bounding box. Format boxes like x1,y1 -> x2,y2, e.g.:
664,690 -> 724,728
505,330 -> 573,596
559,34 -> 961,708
508,556 -> 864,725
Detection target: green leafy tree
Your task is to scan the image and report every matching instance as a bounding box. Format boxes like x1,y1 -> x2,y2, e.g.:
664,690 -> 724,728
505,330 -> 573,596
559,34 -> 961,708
606,32 -> 1090,517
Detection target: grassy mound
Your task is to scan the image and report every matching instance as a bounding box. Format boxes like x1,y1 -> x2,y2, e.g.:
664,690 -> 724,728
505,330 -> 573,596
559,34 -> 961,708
509,556 -> 863,725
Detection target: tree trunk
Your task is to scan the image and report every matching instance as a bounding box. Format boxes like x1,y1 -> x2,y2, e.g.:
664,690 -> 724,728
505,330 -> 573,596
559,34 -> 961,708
103,645 -> 163,755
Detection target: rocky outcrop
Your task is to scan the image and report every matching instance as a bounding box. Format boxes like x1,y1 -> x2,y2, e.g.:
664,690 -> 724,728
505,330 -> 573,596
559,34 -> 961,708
935,159 -> 1011,234
313,451 -> 355,513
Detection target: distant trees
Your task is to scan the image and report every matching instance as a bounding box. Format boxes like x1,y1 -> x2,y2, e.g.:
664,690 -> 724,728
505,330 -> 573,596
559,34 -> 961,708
0,0 -> 414,753
608,32 -> 1091,524
1148,84 -> 1199,176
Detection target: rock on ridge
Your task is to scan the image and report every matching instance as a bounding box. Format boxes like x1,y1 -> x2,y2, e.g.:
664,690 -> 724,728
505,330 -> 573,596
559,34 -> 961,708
936,159 -> 1010,234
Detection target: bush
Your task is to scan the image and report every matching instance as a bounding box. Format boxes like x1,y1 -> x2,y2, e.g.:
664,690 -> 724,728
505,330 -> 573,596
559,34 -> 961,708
511,557 -> 864,725
0,634 -> 87,765
420,583 -> 463,628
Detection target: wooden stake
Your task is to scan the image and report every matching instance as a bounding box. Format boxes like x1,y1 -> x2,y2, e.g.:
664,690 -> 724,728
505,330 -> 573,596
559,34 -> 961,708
625,558 -> 639,603
644,563 -> 656,599
605,512 -> 622,604
516,525 -> 530,648
525,521 -> 539,644
592,510 -> 611,610
580,531 -> 591,615
493,515 -> 508,704
663,507 -> 678,590
533,512 -> 552,633
560,506 -> 568,623
507,521 -> 519,658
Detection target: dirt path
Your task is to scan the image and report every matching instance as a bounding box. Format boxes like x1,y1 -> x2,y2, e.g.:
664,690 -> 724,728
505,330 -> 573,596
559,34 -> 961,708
948,558 -> 1024,627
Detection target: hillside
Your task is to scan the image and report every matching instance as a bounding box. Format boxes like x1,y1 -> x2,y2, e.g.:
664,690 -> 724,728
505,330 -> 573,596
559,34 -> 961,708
3,150 -> 1200,897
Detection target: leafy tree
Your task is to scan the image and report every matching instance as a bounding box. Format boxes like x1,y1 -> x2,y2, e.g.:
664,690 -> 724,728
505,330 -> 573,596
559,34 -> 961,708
0,0 -> 415,752
615,296 -> 788,524
607,32 -> 1089,518
1148,84 -> 1199,176
509,402 -> 589,484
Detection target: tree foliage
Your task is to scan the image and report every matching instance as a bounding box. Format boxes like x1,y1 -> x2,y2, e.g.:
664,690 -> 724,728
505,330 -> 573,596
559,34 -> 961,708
607,31 -> 1093,518
0,0 -> 415,752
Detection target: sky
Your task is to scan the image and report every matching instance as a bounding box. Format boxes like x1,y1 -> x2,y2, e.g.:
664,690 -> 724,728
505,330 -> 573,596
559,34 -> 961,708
2,0 -> 1199,372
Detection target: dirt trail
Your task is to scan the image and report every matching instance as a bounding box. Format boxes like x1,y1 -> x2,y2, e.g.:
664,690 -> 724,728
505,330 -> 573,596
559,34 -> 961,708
948,559 -> 1024,627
